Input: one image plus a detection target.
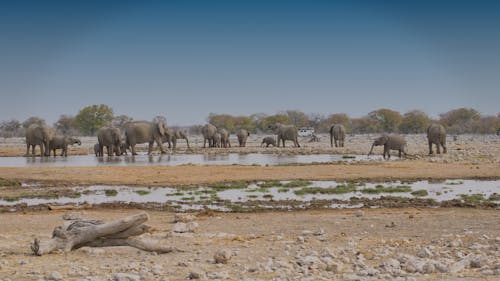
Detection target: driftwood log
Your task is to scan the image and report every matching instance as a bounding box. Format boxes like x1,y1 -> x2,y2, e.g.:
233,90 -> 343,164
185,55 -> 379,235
31,212 -> 179,255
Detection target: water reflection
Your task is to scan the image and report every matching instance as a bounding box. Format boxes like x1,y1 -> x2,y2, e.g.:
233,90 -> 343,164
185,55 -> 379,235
0,153 -> 386,167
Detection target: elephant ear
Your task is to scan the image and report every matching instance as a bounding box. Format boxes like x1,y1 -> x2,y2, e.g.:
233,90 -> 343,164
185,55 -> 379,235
157,123 -> 165,136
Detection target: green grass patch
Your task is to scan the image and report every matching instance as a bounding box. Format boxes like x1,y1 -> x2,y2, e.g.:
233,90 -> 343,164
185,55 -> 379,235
104,189 -> 118,196
134,190 -> 150,196
181,196 -> 195,201
199,196 -> 209,200
257,180 -> 283,188
342,155 -> 356,159
282,180 -> 312,188
227,204 -> 245,212
247,194 -> 258,198
208,181 -> 248,191
263,194 -> 273,199
4,197 -> 20,202
411,189 -> 429,197
0,178 -> 21,187
361,185 -> 412,194
446,181 -> 464,185
488,194 -> 500,201
293,183 -> 360,196
459,194 -> 484,204
278,188 -> 290,193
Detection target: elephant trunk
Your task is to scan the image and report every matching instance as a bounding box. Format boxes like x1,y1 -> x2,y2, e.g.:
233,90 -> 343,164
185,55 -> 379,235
368,143 -> 375,156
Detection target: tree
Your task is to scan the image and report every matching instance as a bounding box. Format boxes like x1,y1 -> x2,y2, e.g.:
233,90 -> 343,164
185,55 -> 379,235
22,116 -> 46,128
351,117 -> 378,134
325,113 -> 351,133
439,108 -> 480,133
73,104 -> 114,135
258,114 -> 291,132
470,116 -> 500,134
399,110 -> 431,134
113,115 -> 134,130
0,119 -> 22,137
54,115 -> 78,135
368,109 -> 402,133
285,110 -> 309,128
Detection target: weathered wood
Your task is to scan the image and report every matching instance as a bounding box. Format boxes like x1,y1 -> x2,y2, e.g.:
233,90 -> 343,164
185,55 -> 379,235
31,213 -> 154,255
84,237 -> 180,253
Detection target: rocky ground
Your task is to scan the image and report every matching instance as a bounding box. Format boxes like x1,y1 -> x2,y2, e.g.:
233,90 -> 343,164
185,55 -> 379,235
0,208 -> 499,281
0,134 -> 499,280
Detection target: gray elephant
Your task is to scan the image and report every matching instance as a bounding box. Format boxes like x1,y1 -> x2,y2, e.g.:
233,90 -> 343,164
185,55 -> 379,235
330,124 -> 346,147
94,143 -> 102,157
212,132 -> 221,148
202,123 -> 217,148
368,134 -> 407,159
236,129 -> 250,147
163,128 -> 191,150
218,128 -> 231,148
119,141 -> 129,155
125,121 -> 168,155
48,136 -> 81,157
427,123 -> 447,154
261,136 -> 276,147
97,127 -> 122,156
25,124 -> 54,157
268,123 -> 300,147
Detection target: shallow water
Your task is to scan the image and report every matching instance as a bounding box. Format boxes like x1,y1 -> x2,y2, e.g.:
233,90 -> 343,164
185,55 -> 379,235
0,153 -> 384,167
1,180 -> 497,210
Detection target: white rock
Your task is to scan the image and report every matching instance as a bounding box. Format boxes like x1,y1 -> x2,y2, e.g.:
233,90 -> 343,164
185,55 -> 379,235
214,249 -> 232,264
62,212 -> 82,220
470,255 -> 487,268
47,271 -> 63,281
417,247 -> 432,258
354,210 -> 365,217
112,273 -> 141,281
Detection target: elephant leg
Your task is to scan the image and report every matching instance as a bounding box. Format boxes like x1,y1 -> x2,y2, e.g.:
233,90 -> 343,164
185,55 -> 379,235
131,145 -> 138,155
147,142 -> 154,155
335,139 -> 338,147
25,144 -> 30,156
436,143 -> 441,154
442,143 -> 447,154
428,141 -> 433,155
296,138 -> 300,148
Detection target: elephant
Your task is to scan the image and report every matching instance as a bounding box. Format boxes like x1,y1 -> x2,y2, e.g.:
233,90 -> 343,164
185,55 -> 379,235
202,123 -> 217,148
97,127 -> 122,156
218,128 -> 231,148
330,124 -> 346,147
25,124 -> 55,157
163,128 -> 191,150
427,123 -> 447,155
94,143 -> 102,157
261,136 -> 276,147
236,129 -> 250,147
212,132 -> 222,148
48,136 -> 81,157
268,123 -> 300,147
125,121 -> 168,155
368,134 -> 407,159
119,141 -> 129,155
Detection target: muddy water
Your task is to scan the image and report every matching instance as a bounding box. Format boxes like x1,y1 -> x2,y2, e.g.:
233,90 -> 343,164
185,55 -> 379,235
1,180 -> 497,211
0,153 -> 384,167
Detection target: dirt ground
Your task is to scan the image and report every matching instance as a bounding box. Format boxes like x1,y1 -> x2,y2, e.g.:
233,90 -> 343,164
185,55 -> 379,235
0,135 -> 499,280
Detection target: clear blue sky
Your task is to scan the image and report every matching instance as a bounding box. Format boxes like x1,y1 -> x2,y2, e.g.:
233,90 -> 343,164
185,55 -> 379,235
1,0 -> 499,126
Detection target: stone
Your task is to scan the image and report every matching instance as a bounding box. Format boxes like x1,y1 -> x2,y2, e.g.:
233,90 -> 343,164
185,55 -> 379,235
112,273 -> 141,281
214,249 -> 232,264
470,255 -> 487,268
417,247 -> 432,258
47,271 -> 63,281
188,270 -> 201,279
354,210 -> 364,217
173,222 -> 199,233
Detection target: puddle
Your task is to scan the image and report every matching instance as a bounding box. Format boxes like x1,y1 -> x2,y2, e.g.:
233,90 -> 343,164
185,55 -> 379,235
1,180 -> 498,211
0,153 -> 384,167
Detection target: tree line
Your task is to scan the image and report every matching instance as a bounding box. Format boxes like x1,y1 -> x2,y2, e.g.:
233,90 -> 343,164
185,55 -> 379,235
0,105 -> 499,137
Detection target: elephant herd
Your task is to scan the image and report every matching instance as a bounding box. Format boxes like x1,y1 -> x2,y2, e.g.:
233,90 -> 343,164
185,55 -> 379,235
24,121 -> 448,159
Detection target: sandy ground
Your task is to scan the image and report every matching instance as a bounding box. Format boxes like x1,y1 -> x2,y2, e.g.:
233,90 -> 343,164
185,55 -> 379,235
0,208 -> 499,280
0,135 -> 499,280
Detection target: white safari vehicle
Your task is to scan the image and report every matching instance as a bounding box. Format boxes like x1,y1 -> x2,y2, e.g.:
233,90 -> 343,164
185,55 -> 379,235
298,127 -> 315,137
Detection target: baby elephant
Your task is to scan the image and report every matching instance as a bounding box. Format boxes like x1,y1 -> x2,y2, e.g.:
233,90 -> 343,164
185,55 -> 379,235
261,136 -> 277,147
368,134 -> 407,159
49,136 -> 82,157
94,143 -> 102,157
